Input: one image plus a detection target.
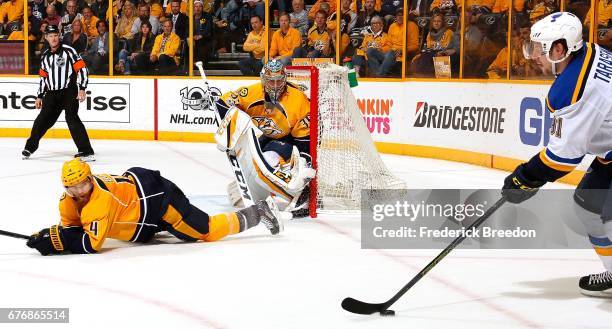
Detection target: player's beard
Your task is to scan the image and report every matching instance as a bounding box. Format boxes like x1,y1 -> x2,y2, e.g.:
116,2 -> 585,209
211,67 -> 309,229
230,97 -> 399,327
74,193 -> 91,207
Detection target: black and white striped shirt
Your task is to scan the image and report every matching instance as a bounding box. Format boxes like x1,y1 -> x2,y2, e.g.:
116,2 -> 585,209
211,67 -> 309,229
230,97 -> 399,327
37,44 -> 89,98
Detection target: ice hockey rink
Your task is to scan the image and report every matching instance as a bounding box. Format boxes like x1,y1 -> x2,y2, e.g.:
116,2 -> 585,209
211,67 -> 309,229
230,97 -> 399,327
0,138 -> 610,329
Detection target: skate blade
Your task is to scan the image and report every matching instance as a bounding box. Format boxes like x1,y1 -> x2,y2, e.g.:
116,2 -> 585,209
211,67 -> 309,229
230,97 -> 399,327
580,288 -> 612,298
265,196 -> 284,234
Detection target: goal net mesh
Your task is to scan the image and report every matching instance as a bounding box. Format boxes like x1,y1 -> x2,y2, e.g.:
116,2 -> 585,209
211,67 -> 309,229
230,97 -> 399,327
286,64 -> 406,215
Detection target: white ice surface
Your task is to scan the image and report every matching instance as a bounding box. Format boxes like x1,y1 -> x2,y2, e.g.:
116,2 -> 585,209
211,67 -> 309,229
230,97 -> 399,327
0,138 -> 610,329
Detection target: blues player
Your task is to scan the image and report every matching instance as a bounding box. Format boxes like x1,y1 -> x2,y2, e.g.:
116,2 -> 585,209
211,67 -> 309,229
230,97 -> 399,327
502,12 -> 612,297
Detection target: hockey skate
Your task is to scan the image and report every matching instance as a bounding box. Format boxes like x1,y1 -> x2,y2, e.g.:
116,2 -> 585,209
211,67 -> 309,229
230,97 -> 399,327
579,271 -> 612,297
257,197 -> 284,235
75,152 -> 95,162
21,150 -> 31,160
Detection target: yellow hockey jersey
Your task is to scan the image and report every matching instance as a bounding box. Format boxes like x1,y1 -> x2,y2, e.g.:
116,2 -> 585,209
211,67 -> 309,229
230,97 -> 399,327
60,174 -> 142,252
220,82 -> 311,139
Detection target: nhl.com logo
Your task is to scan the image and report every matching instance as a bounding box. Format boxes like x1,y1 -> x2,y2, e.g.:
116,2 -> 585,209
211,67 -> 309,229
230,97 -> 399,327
180,86 -> 222,111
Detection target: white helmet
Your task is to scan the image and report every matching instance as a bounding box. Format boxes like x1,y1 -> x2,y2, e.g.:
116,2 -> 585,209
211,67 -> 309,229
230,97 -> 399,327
526,12 -> 583,64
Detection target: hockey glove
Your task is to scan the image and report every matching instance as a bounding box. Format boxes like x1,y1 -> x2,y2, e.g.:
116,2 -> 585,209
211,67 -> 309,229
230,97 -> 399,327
502,164 -> 546,204
26,225 -> 65,256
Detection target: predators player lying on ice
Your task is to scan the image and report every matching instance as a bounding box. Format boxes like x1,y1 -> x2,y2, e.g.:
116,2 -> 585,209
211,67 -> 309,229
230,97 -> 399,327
214,59 -> 315,216
26,159 -> 283,255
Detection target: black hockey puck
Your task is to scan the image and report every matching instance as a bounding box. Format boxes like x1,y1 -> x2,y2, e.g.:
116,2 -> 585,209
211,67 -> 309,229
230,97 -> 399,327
380,310 -> 395,316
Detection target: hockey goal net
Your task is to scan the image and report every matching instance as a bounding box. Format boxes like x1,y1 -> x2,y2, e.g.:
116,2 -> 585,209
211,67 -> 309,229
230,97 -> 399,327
286,64 -> 406,218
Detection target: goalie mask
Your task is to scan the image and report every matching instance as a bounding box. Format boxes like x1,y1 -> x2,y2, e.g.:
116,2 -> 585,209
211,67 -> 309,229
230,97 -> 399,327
261,59 -> 287,103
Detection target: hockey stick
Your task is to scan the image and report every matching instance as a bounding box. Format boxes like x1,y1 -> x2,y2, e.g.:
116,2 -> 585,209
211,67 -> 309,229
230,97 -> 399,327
341,196 -> 507,316
0,229 -> 29,240
194,61 -> 256,207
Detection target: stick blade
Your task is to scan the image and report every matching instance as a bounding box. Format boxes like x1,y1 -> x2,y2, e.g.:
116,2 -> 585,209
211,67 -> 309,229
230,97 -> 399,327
341,297 -> 385,315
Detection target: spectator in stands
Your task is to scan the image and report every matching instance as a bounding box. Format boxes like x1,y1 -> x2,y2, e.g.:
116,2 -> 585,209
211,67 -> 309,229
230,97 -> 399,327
116,20 -> 155,75
371,7 -> 404,76
144,19 -> 180,75
164,0 -> 186,14
352,15 -> 390,76
44,5 -> 61,27
430,0 -> 459,13
210,0 -> 246,54
381,0 -> 401,25
0,0 -> 23,34
353,0 -> 382,13
62,18 -> 87,53
290,0 -> 309,37
132,4 -> 160,36
329,0 -> 356,58
147,0 -> 164,19
405,11 -> 419,62
8,19 -> 37,40
337,13 -> 353,58
81,6 -> 100,39
28,2 -> 42,39
39,21 -> 48,38
31,0 -> 46,21
491,0 -> 524,14
528,0 -> 556,23
115,2 -> 137,39
269,12 -> 302,65
83,19 -> 109,74
244,0 -> 265,25
408,0 -> 433,17
355,0 -> 380,28
193,0 -> 213,64
410,12 -> 458,77
165,0 -> 188,39
238,14 -> 266,76
585,0 -> 611,49
112,0 -> 125,19
335,0 -> 357,32
309,0 -> 337,21
74,0 -> 88,13
48,0 -> 64,16
91,0 -> 108,21
60,0 -> 82,35
293,10 -> 333,59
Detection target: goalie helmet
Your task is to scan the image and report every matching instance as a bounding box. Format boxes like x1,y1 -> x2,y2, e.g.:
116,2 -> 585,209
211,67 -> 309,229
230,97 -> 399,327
260,59 -> 286,103
524,12 -> 583,65
62,159 -> 91,187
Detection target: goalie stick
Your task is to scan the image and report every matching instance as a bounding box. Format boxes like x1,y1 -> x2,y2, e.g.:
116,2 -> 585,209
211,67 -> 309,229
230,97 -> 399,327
194,61 -> 256,207
341,196 -> 507,316
0,229 -> 29,240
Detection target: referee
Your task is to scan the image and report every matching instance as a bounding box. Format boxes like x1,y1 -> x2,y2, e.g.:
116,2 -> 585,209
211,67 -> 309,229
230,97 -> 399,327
22,25 -> 95,162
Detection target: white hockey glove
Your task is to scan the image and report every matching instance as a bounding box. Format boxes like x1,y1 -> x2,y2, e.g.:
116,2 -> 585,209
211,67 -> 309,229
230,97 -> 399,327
283,146 -> 316,195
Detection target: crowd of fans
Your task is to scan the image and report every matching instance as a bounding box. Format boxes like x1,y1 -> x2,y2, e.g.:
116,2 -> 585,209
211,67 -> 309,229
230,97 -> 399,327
0,0 -> 609,77
113,0 -> 189,75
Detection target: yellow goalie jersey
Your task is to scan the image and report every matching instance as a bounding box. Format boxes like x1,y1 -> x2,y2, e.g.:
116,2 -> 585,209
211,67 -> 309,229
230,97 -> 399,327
59,174 -> 142,253
220,82 -> 311,140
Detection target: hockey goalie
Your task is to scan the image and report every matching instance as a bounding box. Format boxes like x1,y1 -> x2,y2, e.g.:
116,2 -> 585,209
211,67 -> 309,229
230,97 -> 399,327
214,59 -> 315,216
